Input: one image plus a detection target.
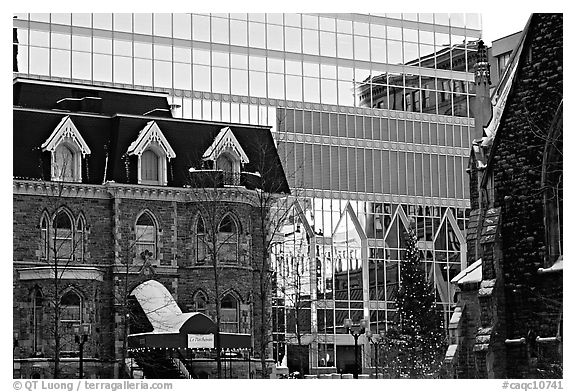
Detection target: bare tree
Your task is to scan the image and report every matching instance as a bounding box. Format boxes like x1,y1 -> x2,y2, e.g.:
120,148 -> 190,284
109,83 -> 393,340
185,165 -> 251,378
31,155 -> 89,378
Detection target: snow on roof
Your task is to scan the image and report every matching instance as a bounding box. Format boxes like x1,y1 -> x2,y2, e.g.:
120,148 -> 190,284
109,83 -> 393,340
483,15 -> 532,143
451,258 -> 482,284
538,255 -> 563,274
130,280 -> 202,333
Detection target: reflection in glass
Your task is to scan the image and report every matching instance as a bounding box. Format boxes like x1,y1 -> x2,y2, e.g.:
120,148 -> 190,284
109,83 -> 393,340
134,58 -> 152,86
337,33 -> 353,59
230,20 -> 248,46
51,49 -> 70,78
134,14 -> 152,35
114,56 -> 132,84
211,17 -> 229,44
173,14 -> 191,39
248,22 -> 266,48
285,27 -> 301,53
286,75 -> 302,101
113,13 -> 132,32
193,14 -> 210,42
319,31 -> 336,57
93,53 -> 112,82
154,13 -> 172,37
72,51 -> 91,80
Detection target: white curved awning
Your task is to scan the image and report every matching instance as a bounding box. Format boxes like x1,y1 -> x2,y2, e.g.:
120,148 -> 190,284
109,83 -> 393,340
130,280 -> 202,333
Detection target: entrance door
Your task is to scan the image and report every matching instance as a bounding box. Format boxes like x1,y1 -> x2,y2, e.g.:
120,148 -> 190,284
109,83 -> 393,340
336,345 -> 359,374
287,345 -> 309,375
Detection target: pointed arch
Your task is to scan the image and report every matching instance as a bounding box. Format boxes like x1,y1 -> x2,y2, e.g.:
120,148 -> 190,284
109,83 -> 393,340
192,289 -> 209,313
127,121 -> 175,186
31,287 -> 44,352
218,213 -> 239,263
220,290 -> 241,333
60,287 -> 83,323
332,202 -> 367,272
75,213 -> 87,262
52,207 -> 74,260
40,211 -> 50,260
41,115 -> 90,183
135,210 -> 158,260
195,213 -> 207,265
292,199 -> 316,238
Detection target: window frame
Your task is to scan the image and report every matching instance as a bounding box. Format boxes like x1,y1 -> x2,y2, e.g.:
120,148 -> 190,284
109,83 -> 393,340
60,289 -> 83,323
135,211 -> 158,260
218,214 -> 239,264
52,209 -> 74,261
196,215 -> 207,265
220,292 -> 240,333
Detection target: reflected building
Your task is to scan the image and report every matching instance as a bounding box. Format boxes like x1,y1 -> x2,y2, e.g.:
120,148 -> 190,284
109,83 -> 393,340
358,41 -> 478,117
13,13 -> 481,376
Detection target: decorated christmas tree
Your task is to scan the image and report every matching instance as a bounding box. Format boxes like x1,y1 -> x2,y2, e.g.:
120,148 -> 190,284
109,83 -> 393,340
383,219 -> 446,378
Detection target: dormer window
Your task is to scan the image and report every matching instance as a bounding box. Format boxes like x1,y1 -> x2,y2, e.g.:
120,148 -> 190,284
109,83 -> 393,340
127,121 -> 176,186
141,149 -> 160,183
41,116 -> 91,182
202,127 -> 249,185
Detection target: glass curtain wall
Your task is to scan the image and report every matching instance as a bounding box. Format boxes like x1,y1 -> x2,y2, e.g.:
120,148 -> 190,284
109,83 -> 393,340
13,13 -> 481,372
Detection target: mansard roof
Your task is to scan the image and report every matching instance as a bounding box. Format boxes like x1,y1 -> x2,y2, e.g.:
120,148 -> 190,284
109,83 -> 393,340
13,79 -> 290,194
13,77 -> 171,117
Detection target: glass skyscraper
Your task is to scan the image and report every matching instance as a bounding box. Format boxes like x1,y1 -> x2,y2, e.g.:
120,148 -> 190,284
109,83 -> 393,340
13,13 -> 481,374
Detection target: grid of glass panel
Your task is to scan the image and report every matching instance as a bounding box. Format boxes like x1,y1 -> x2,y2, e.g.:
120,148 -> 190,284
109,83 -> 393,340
13,13 -> 480,371
14,13 -> 480,123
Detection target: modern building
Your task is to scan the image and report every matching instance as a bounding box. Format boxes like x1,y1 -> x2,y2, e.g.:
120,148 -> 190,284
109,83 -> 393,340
13,77 -> 289,378
13,13 -> 482,376
487,31 -> 522,94
444,13 -> 563,378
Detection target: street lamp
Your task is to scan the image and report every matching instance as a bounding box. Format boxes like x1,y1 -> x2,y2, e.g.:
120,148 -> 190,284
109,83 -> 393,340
73,324 -> 90,379
365,329 -> 386,379
344,318 -> 367,379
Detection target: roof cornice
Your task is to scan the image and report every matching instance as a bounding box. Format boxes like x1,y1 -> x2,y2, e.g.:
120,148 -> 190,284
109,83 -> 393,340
13,179 -> 276,206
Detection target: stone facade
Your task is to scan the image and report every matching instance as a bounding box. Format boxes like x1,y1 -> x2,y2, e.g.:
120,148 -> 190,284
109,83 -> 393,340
446,13 -> 563,378
13,79 -> 289,379
13,181 -> 277,378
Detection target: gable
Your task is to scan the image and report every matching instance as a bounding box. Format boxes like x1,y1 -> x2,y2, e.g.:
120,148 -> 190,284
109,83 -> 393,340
40,115 -> 91,155
202,126 -> 249,164
126,120 -> 176,159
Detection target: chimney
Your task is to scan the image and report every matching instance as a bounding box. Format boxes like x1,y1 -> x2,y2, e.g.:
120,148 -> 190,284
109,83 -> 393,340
473,40 -> 492,140
169,103 -> 181,118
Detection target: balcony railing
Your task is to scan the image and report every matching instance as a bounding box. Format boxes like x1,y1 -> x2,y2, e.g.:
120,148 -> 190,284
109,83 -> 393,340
187,169 -> 262,190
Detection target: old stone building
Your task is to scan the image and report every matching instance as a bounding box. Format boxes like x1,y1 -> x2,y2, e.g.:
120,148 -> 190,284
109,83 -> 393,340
13,77 -> 289,378
444,14 -> 562,378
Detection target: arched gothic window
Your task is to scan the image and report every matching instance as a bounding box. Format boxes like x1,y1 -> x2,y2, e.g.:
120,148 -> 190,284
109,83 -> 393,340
40,214 -> 49,259
220,293 -> 239,333
32,289 -> 43,353
216,153 -> 234,173
75,215 -> 86,262
135,212 -> 157,259
41,116 -> 90,183
54,144 -> 75,182
60,290 -> 82,323
141,149 -> 159,182
218,214 -> 238,263
196,216 -> 207,264
53,210 -> 74,260
193,291 -> 208,313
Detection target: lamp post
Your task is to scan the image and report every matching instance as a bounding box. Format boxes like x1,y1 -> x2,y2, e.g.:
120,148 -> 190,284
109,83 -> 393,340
365,329 -> 386,379
73,324 -> 90,379
344,318 -> 367,379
